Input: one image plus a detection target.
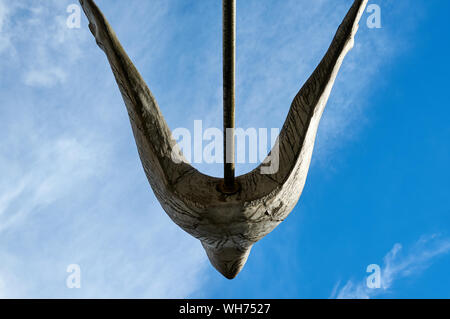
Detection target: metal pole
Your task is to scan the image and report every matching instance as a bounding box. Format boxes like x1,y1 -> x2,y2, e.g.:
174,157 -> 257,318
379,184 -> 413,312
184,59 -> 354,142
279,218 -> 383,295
222,0 -> 236,192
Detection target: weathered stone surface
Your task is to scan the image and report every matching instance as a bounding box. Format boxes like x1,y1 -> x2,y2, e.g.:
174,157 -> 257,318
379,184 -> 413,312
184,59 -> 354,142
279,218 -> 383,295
79,0 -> 368,279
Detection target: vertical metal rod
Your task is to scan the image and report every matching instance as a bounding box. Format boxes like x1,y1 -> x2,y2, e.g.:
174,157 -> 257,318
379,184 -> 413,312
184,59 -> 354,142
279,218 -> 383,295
223,0 -> 236,191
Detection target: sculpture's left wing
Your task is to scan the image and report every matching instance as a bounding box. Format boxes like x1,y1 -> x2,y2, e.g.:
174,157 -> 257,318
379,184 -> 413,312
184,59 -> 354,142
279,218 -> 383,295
79,0 -> 195,196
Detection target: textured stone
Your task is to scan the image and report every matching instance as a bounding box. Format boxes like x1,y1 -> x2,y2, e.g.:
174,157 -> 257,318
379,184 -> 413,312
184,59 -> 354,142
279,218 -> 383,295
79,0 -> 368,279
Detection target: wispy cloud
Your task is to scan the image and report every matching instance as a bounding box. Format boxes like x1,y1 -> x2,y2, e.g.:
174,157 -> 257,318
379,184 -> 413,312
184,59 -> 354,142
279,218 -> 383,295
0,0 -> 208,298
331,235 -> 450,299
23,67 -> 68,88
0,0 -> 13,54
0,136 -> 103,232
0,0 -> 87,87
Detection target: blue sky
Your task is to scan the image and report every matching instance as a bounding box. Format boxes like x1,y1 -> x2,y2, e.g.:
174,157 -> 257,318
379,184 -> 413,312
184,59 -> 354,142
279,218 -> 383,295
0,0 -> 449,298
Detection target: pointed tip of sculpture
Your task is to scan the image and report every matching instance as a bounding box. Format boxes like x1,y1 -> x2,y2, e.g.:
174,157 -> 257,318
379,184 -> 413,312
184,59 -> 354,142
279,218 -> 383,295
222,270 -> 239,280
201,243 -> 252,280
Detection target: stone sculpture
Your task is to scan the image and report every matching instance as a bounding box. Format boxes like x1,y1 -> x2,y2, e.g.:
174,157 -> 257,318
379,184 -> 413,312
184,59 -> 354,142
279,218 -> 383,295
79,0 -> 368,279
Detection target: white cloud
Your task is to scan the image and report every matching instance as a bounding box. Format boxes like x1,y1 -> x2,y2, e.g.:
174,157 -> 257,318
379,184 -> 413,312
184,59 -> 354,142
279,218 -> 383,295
0,99 -> 209,297
0,0 -> 88,87
332,235 -> 450,299
23,67 -> 67,87
0,134 -> 106,232
0,0 -> 13,54
0,0 -> 208,298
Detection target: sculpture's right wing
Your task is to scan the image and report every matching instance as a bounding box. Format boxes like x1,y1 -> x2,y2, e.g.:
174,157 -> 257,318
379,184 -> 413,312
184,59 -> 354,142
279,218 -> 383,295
243,0 -> 368,201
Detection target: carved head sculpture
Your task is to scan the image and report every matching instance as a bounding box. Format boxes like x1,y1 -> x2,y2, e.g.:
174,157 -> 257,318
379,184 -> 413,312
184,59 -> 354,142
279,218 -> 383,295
79,0 -> 368,279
